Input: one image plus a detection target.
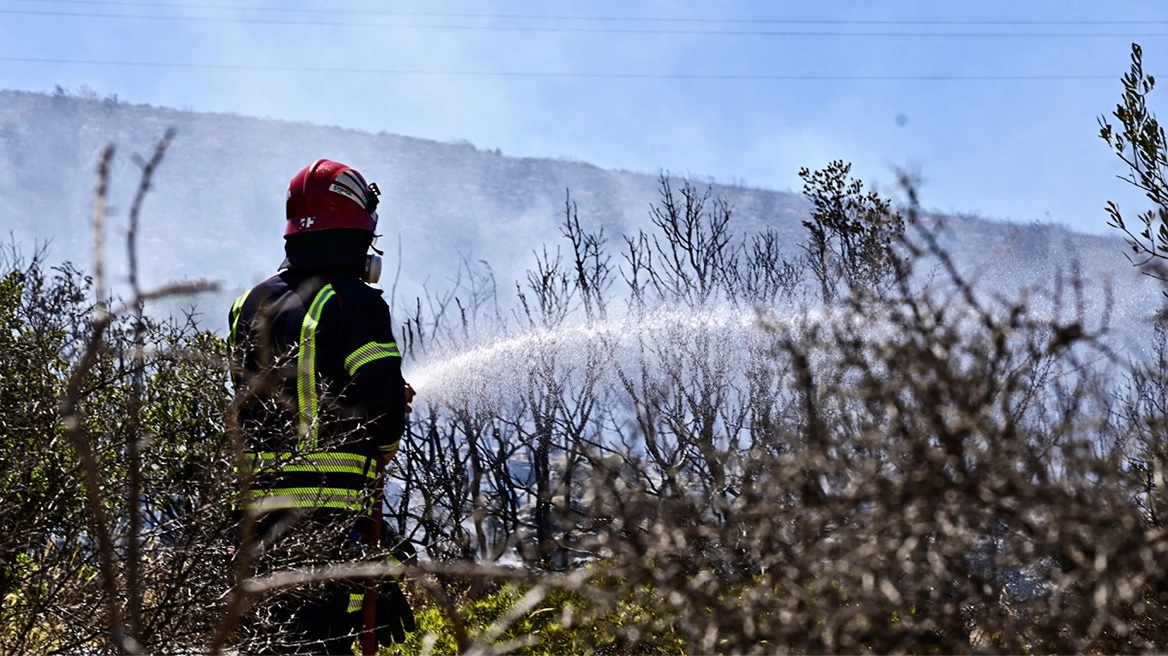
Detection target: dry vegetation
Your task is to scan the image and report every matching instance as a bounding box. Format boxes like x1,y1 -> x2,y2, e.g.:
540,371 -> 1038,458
3,42 -> 1168,655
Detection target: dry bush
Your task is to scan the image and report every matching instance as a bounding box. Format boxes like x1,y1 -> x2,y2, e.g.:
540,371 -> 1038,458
9,48 -> 1168,652
549,217 -> 1160,654
385,173 -> 1168,654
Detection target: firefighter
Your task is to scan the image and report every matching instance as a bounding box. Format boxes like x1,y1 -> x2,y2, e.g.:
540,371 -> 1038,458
227,158 -> 415,654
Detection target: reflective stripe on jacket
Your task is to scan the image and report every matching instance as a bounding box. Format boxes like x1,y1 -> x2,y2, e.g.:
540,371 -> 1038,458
228,269 -> 406,511
232,451 -> 377,512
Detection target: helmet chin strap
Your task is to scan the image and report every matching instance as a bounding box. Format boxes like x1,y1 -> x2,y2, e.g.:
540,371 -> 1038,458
364,254 -> 383,284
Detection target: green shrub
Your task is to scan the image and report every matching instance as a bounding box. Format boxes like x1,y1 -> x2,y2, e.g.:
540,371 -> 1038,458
382,577 -> 687,655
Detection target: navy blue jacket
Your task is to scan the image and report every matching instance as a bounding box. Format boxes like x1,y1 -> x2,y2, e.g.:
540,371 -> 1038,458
228,268 -> 405,512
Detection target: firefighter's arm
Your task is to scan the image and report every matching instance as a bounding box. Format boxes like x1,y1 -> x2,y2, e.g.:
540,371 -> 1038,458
340,293 -> 409,456
378,382 -> 415,463
345,353 -> 406,456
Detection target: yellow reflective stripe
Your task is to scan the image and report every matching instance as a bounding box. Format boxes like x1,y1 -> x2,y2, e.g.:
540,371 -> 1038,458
247,498 -> 365,511
275,463 -> 369,475
344,341 -> 401,376
347,592 -> 364,613
240,487 -> 366,512
248,486 -> 364,498
233,464 -> 373,477
298,285 -> 335,449
378,439 -> 400,454
228,290 -> 250,349
239,452 -> 375,477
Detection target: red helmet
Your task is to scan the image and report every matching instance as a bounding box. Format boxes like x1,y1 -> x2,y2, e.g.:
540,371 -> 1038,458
285,159 -> 381,236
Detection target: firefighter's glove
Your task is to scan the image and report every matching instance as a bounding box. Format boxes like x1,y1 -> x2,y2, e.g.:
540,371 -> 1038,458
379,538 -> 418,645
403,381 -> 416,414
375,577 -> 416,646
387,532 -> 419,565
372,528 -> 419,646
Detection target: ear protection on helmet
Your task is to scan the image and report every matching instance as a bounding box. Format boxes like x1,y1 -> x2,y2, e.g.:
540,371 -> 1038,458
364,254 -> 382,284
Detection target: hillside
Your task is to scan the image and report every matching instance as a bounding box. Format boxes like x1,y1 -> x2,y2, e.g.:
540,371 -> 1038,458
0,88 -> 1157,347
5,89 -> 1168,655
0,90 -> 796,290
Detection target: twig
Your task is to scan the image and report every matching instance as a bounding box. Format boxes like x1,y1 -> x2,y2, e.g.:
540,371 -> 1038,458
124,127 -> 175,642
60,144 -> 141,654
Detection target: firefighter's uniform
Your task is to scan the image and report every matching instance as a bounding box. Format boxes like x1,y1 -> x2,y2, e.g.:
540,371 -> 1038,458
227,159 -> 411,654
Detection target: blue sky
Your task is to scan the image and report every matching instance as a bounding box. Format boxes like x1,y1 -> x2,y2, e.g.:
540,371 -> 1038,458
1,0 -> 1167,236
